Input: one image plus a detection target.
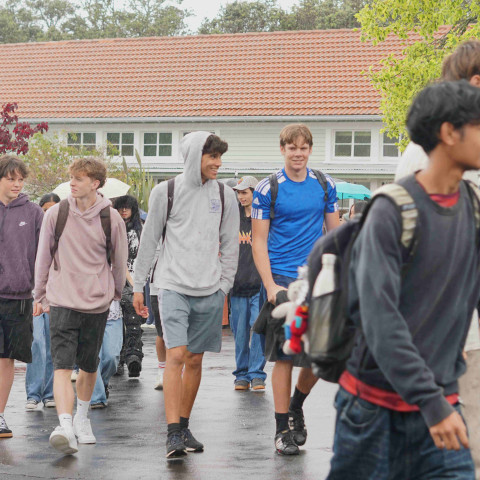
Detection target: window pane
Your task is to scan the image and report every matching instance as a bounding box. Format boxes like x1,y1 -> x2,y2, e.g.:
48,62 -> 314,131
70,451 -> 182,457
83,133 -> 96,144
121,145 -> 134,157
144,145 -> 156,156
107,133 -> 120,144
335,131 -> 352,144
159,132 -> 172,144
67,132 -> 80,145
383,145 -> 399,157
335,144 -> 351,156
85,144 -> 96,152
354,131 -> 371,144
158,145 -> 172,156
354,144 -> 371,157
122,132 -> 134,144
144,133 -> 157,145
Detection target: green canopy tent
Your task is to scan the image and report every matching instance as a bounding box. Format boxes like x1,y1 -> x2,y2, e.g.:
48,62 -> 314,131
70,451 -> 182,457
334,182 -> 372,200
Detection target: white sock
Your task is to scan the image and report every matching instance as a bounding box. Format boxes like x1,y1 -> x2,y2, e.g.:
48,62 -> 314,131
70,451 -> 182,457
76,399 -> 90,419
59,413 -> 73,430
158,362 -> 166,369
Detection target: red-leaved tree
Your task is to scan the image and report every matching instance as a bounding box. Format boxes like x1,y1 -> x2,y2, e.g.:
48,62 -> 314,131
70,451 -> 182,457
0,103 -> 48,155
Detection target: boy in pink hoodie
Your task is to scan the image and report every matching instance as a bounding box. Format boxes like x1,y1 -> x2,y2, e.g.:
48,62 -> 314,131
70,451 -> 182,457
34,157 -> 128,455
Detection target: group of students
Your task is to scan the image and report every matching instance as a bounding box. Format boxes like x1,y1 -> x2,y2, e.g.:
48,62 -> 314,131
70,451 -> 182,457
2,39 -> 480,479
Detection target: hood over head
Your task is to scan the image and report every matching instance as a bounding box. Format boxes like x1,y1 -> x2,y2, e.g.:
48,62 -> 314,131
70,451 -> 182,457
67,192 -> 112,220
181,131 -> 212,187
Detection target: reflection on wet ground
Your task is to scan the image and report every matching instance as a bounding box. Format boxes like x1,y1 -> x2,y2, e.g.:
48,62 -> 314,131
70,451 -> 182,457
0,328 -> 337,479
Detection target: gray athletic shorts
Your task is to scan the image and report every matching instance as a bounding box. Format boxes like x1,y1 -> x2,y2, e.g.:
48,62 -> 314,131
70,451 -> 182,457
158,289 -> 225,353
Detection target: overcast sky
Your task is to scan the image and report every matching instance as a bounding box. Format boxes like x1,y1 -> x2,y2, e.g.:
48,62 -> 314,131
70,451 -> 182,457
181,0 -> 300,32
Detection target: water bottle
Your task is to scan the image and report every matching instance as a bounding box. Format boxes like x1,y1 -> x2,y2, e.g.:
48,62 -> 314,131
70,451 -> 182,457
312,254 -> 336,297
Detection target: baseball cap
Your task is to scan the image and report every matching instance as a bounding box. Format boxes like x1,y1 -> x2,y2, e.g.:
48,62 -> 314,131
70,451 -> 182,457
233,176 -> 259,191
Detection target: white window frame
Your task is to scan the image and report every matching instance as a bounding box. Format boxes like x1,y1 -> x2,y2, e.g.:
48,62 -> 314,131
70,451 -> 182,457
106,132 -> 135,158
67,131 -> 97,151
333,129 -> 372,159
142,131 -> 173,159
381,132 -> 401,159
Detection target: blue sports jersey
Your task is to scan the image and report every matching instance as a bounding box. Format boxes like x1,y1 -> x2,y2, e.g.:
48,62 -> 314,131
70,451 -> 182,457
252,168 -> 338,277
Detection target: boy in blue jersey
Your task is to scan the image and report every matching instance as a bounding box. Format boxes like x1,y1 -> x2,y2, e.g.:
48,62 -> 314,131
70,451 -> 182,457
252,124 -> 340,455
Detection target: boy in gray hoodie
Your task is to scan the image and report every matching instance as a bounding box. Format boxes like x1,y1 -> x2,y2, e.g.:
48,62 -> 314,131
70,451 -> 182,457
133,132 -> 239,458
34,157 -> 128,455
0,155 -> 43,439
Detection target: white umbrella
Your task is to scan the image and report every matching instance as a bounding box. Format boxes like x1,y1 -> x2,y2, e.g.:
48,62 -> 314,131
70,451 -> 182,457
53,178 -> 131,200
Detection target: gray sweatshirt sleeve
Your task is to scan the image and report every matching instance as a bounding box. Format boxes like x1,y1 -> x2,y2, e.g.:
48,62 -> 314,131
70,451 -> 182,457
353,197 -> 454,428
218,187 -> 240,295
133,183 -> 167,293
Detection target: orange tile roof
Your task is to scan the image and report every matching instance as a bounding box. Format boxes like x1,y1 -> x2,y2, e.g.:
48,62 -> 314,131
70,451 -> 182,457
0,30 -> 419,119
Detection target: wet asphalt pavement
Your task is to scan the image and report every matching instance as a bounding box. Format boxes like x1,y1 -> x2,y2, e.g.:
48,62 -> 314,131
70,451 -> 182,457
0,327 -> 337,480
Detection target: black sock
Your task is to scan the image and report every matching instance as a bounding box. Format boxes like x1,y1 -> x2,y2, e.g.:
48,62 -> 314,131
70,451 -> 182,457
180,417 -> 189,429
275,412 -> 289,434
167,423 -> 181,436
290,387 -> 308,411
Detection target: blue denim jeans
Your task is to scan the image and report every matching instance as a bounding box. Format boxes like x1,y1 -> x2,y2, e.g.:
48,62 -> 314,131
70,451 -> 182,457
327,387 -> 475,480
91,317 -> 123,404
259,273 -> 297,362
25,313 -> 54,402
230,292 -> 266,382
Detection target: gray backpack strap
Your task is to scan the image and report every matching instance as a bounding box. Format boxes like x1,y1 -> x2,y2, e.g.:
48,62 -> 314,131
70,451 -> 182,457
52,199 -> 69,271
372,184 -> 418,254
218,181 -> 225,227
464,180 -> 480,231
162,177 -> 175,244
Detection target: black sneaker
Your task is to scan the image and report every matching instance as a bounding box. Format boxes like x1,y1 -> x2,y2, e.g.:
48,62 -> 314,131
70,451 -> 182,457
288,407 -> 307,446
166,432 -> 187,458
181,428 -> 204,452
275,429 -> 299,455
127,356 -> 142,378
114,363 -> 124,376
0,417 -> 12,438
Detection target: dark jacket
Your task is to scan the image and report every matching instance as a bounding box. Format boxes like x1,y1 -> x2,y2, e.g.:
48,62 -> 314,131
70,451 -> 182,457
232,206 -> 261,297
346,175 -> 480,428
0,193 -> 43,299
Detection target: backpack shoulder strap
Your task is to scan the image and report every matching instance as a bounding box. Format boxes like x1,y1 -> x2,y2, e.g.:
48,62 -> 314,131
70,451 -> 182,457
217,181 -> 225,227
162,177 -> 175,243
370,183 -> 418,254
269,173 -> 279,220
100,206 -> 112,266
52,199 -> 69,271
464,180 -> 480,232
311,169 -> 328,206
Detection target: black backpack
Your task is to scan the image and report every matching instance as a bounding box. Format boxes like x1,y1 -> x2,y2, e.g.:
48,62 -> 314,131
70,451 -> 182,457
304,180 -> 480,383
269,169 -> 328,218
51,199 -> 112,271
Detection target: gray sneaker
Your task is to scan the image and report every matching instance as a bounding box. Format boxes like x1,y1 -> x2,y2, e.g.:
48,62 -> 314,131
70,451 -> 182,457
234,379 -> 250,391
251,378 -> 266,391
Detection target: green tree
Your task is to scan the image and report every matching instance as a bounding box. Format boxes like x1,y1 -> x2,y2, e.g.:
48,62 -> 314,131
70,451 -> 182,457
198,0 -> 286,34
282,0 -> 366,31
26,0 -> 76,40
357,0 -> 480,148
0,0 -> 42,43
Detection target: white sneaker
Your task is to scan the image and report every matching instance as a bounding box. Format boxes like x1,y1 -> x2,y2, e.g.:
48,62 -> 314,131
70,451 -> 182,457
71,369 -> 79,382
154,369 -> 164,390
43,399 -> 56,408
73,416 -> 96,444
25,399 -> 39,410
49,426 -> 78,455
